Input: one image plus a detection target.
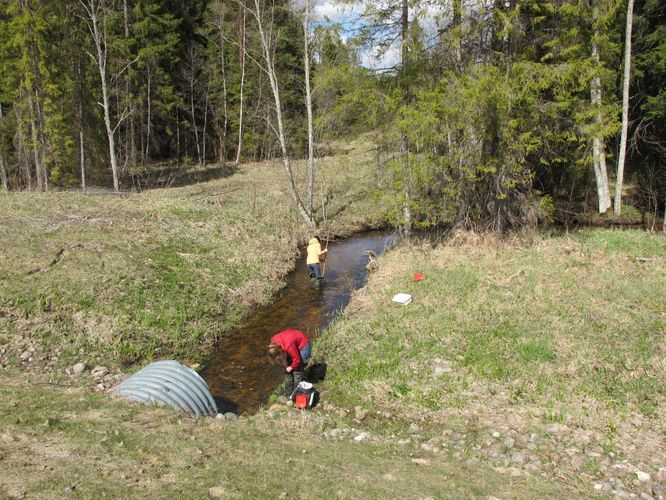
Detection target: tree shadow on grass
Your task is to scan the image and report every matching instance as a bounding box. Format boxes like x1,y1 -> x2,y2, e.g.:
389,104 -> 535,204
122,162 -> 239,191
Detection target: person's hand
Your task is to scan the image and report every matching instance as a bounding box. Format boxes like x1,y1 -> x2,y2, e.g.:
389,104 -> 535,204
286,366 -> 293,373
323,249 -> 328,253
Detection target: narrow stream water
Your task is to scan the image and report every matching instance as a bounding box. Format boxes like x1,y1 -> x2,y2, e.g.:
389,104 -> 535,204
200,230 -> 398,414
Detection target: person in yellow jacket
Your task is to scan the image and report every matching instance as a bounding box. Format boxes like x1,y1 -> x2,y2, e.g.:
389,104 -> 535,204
306,236 -> 328,279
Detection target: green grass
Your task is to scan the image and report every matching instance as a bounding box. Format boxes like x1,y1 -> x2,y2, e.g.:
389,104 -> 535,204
0,137 -> 391,369
0,372 -> 570,499
316,230 -> 666,456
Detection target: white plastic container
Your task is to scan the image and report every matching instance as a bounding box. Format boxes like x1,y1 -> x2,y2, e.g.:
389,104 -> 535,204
391,293 -> 413,305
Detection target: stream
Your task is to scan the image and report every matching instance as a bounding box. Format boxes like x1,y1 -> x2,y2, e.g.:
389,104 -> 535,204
200,230 -> 398,414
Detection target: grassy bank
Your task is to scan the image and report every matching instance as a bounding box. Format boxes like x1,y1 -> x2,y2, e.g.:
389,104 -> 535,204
0,137 -> 388,370
3,225 -> 661,496
316,228 -> 666,496
0,370 -> 569,499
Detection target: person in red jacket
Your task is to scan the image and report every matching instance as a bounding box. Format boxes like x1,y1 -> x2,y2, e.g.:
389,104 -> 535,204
268,328 -> 312,398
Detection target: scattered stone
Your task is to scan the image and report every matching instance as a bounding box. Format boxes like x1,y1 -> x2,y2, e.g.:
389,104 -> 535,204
635,470 -> 651,482
640,493 -> 652,500
545,423 -> 569,435
354,407 -> 367,421
511,452 -> 525,465
91,366 -> 109,380
491,431 -> 501,438
411,458 -> 430,466
70,362 -> 86,376
20,351 -> 31,361
277,395 -> 289,404
658,468 -> 666,482
278,492 -> 287,500
286,400 -> 294,408
570,454 -> 586,470
64,485 -> 76,494
353,432 -> 370,442
421,443 -> 434,453
382,473 -> 396,481
409,423 -> 421,434
326,428 -> 344,438
208,486 -> 227,497
223,412 -> 238,421
503,437 -> 515,450
652,484 -> 665,498
215,413 -> 225,420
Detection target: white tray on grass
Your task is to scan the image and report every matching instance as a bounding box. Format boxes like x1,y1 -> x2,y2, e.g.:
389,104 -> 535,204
391,293 -> 413,305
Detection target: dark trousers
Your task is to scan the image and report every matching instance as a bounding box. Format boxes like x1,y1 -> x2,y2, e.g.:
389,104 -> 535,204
284,369 -> 305,397
308,263 -> 322,279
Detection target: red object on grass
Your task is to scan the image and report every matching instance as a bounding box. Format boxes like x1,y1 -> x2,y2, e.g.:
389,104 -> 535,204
412,273 -> 425,281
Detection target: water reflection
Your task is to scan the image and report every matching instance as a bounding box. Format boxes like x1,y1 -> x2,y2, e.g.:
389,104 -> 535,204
200,230 -> 398,414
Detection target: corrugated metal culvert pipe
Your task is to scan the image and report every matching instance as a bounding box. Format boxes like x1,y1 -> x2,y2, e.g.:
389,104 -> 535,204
113,360 -> 218,417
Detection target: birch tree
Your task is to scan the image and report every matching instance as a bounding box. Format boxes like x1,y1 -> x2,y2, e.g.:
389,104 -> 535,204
614,0 -> 634,215
0,104 -> 8,191
79,0 -> 124,191
302,0 -> 315,217
590,6 -> 611,213
236,1 -> 246,164
246,0 -> 316,229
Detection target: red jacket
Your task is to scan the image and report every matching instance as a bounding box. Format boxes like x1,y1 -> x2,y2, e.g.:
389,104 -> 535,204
271,329 -> 310,370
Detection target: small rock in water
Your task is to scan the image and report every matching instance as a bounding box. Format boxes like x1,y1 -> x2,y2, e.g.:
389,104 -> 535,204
223,412 -> 238,421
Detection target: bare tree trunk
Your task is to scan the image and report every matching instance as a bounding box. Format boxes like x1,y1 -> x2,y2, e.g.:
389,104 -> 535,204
122,0 -> 136,167
144,68 -> 152,161
176,109 -> 180,164
590,33 -> 610,213
401,0 -> 412,236
0,104 -> 8,190
250,0 -> 316,229
76,61 -> 86,190
81,0 -> 120,191
14,105 -> 32,190
614,0 -> 634,216
452,0 -> 462,65
190,67 -> 202,165
27,91 -> 44,191
235,2 -> 246,165
303,0 -> 315,217
219,23 -> 229,163
203,75 -> 210,166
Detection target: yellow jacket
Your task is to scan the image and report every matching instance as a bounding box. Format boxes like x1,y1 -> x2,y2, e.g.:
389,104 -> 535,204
306,238 -> 325,265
